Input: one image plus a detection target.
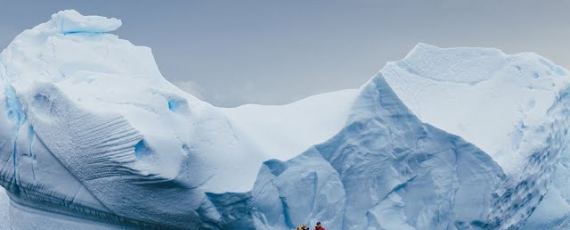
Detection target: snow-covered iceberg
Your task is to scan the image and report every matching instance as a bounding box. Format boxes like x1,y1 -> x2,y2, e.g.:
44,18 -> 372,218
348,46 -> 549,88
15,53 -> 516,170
1,10 -> 569,230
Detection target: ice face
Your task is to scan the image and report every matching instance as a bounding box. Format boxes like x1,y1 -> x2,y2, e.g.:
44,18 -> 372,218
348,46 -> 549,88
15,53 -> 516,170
234,76 -> 505,229
1,9 -> 570,230
382,43 -> 570,229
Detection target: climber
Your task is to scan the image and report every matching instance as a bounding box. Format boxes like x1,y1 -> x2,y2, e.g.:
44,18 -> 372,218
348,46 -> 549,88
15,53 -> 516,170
314,222 -> 326,230
296,224 -> 309,230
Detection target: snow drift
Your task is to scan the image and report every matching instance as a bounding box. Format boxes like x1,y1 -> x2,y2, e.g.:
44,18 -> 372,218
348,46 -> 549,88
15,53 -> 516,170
1,10 -> 569,230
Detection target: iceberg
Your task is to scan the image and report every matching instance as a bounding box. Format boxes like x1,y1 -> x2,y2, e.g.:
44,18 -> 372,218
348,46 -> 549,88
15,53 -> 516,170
1,10 -> 569,230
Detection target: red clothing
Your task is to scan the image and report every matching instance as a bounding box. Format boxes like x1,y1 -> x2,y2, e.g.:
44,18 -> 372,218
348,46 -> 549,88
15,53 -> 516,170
314,226 -> 326,230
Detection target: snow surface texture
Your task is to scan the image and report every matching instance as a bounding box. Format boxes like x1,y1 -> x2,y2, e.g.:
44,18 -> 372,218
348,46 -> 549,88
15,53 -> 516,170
1,10 -> 570,230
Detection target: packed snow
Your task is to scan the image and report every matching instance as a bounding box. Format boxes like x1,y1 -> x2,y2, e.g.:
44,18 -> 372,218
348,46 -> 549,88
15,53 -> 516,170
1,10 -> 570,230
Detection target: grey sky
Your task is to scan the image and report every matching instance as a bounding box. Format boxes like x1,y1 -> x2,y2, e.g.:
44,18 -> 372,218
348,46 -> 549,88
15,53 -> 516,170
1,1 -> 569,107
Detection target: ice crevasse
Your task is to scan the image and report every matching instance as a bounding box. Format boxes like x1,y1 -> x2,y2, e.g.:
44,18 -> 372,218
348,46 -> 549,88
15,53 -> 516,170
1,10 -> 570,230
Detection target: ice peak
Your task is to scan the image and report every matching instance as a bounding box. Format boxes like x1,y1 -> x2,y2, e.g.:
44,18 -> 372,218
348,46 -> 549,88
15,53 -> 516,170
405,42 -> 438,57
49,10 -> 121,34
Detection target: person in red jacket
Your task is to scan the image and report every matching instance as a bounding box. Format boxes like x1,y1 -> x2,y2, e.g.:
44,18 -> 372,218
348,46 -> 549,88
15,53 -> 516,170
314,222 -> 326,230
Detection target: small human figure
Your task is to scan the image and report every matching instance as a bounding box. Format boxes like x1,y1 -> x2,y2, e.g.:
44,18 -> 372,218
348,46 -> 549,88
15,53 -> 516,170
314,221 -> 326,230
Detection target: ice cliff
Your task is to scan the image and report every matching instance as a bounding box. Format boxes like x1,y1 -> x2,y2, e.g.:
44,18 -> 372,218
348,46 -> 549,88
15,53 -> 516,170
1,10 -> 569,230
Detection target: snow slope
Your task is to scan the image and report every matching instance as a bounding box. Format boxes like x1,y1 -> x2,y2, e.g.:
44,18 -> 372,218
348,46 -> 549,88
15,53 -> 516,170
222,89 -> 357,161
1,10 -> 570,230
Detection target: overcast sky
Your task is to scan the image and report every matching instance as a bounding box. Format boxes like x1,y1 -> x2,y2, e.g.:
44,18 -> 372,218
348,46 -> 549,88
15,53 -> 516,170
1,0 -> 569,107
